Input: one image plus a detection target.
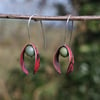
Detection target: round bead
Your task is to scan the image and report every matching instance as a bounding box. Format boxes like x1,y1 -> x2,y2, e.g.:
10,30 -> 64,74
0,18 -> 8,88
60,47 -> 68,57
25,45 -> 35,57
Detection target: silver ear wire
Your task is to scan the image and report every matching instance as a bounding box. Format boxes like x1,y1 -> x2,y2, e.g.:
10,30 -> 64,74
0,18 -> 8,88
40,20 -> 46,49
27,15 -> 34,41
64,15 -> 73,45
69,20 -> 73,46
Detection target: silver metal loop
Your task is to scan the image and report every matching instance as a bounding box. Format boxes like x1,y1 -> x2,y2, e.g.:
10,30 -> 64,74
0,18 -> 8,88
64,15 -> 73,45
27,15 -> 34,41
40,20 -> 46,49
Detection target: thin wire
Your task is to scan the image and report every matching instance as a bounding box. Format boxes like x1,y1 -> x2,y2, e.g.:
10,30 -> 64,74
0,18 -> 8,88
69,21 -> 73,46
64,15 -> 71,44
27,15 -> 34,41
40,20 -> 46,49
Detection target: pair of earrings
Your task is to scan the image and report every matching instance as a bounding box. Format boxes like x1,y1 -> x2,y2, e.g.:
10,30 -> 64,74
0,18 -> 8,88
20,15 -> 74,75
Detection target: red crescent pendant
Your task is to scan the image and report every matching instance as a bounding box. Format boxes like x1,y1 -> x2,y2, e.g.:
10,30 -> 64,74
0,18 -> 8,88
20,43 -> 40,75
53,44 -> 74,75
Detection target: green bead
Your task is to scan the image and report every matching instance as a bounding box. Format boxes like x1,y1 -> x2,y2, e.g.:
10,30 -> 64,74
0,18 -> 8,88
25,45 -> 35,57
60,47 -> 68,57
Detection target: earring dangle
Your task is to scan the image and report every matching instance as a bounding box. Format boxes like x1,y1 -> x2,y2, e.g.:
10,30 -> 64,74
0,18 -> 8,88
20,15 -> 40,75
53,15 -> 74,75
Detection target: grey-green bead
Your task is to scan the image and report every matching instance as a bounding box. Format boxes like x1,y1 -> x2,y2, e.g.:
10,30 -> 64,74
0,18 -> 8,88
25,45 -> 35,57
60,47 -> 68,57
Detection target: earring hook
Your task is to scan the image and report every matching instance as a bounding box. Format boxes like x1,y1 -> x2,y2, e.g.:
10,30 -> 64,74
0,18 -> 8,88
27,15 -> 34,42
64,15 -> 73,46
69,20 -> 73,46
40,20 -> 46,49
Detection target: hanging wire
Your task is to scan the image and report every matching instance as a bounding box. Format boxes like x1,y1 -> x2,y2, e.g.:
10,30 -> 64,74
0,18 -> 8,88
64,15 -> 71,44
69,20 -> 73,46
40,20 -> 46,49
64,15 -> 73,46
27,15 -> 46,48
27,15 -> 34,41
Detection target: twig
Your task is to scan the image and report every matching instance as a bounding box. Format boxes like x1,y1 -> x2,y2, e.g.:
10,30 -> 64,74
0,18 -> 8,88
0,14 -> 100,21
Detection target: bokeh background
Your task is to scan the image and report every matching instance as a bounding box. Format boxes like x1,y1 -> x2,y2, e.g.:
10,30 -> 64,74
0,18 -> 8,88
0,0 -> 100,100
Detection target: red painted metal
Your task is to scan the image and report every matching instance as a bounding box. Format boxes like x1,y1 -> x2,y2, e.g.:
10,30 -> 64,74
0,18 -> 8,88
53,44 -> 74,75
20,43 -> 40,75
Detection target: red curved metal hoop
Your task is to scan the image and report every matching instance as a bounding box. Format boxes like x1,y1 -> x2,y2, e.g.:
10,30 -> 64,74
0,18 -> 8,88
53,44 -> 74,75
20,43 -> 40,75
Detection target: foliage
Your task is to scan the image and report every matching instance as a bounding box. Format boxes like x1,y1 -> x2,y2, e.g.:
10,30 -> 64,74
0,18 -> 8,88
77,0 -> 100,32
6,32 -> 100,100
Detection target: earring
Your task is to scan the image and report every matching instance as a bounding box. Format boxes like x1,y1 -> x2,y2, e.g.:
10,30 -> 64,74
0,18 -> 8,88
20,15 -> 40,75
53,15 -> 74,75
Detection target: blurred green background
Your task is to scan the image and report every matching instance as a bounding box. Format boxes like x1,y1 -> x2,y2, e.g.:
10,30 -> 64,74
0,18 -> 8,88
0,0 -> 100,100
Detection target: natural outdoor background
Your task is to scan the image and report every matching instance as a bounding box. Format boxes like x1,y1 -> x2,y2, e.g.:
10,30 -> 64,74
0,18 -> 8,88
0,0 -> 100,100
